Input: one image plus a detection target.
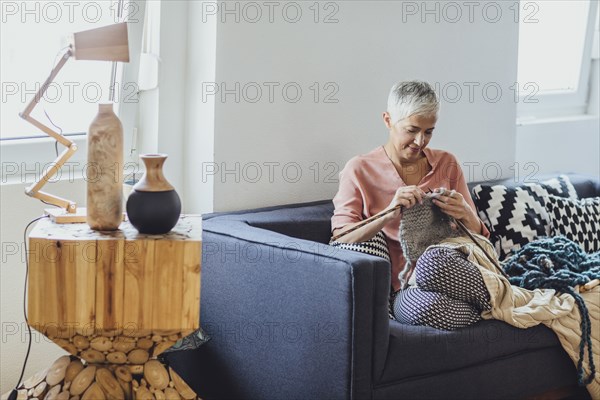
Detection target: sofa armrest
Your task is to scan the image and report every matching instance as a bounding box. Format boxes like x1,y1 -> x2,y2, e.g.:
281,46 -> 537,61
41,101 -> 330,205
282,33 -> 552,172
169,219 -> 390,400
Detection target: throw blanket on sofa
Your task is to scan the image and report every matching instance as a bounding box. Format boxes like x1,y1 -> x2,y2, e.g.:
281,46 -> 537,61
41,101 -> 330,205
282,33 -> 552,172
432,235 -> 600,399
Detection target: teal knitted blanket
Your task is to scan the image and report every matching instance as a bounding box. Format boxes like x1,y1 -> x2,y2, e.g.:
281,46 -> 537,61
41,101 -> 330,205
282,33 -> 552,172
502,236 -> 600,386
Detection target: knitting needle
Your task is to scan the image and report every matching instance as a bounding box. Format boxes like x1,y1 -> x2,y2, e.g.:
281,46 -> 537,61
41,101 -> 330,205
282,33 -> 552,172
330,188 -> 510,279
453,219 -> 510,279
330,188 -> 433,242
330,204 -> 404,242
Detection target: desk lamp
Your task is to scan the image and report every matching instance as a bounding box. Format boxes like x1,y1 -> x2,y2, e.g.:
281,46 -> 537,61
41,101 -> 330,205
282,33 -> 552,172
20,22 -> 129,223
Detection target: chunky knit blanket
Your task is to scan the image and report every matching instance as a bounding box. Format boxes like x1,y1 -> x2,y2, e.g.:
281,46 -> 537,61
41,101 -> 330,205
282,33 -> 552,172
434,236 -> 600,399
503,236 -> 600,386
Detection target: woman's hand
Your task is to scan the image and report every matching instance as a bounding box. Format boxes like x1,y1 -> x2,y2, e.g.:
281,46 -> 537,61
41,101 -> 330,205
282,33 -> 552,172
431,188 -> 480,232
332,186 -> 426,243
385,186 -> 426,220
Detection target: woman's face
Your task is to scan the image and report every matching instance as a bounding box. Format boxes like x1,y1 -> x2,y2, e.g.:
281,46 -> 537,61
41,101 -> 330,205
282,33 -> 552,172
383,112 -> 437,163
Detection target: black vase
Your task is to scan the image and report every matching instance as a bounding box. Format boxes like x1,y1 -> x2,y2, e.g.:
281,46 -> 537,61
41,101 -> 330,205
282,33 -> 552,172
126,154 -> 181,234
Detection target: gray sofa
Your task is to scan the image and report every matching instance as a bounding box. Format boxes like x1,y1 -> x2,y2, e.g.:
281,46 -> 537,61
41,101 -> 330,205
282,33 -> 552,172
165,173 -> 599,399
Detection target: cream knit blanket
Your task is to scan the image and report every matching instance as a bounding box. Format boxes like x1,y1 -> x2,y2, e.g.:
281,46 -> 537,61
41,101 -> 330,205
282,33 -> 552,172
432,235 -> 600,399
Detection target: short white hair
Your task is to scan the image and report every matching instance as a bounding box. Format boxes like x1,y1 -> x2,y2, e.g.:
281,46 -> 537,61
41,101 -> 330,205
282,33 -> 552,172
387,81 -> 439,124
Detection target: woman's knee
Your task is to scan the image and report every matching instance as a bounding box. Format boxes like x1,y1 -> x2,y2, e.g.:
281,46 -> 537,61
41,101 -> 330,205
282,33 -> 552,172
393,288 -> 480,330
415,247 -> 459,285
415,247 -> 491,311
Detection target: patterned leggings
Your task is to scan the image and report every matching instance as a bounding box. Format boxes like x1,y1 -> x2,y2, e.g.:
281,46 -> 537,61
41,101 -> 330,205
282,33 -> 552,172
392,247 -> 492,331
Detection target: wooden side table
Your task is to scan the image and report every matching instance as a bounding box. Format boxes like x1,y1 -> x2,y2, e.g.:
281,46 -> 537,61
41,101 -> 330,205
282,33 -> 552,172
14,216 -> 202,400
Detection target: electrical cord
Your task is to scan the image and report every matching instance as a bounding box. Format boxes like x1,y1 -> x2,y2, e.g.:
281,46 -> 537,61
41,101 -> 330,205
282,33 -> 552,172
9,215 -> 49,400
45,47 -> 68,158
42,110 -> 63,158
41,200 -> 60,208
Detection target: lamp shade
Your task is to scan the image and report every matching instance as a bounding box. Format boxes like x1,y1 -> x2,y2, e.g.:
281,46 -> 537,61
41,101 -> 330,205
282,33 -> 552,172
72,22 -> 129,62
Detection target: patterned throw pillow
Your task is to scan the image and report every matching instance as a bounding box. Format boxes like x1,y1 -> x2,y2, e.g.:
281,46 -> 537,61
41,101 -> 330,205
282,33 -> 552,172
471,175 -> 578,260
539,175 -> 579,199
330,231 -> 390,261
545,196 -> 600,253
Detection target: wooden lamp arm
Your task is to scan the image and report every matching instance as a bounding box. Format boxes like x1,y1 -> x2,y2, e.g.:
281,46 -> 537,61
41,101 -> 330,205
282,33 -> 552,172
21,114 -> 73,147
20,49 -> 72,119
25,145 -> 78,212
20,48 -> 79,214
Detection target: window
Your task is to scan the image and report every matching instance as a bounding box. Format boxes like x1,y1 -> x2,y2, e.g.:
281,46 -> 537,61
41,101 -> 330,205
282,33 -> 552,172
0,1 -> 124,140
1,0 -> 144,186
517,0 -> 599,119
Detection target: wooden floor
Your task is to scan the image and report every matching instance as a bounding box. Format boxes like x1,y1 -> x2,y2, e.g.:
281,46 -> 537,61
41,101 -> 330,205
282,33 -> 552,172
526,385 -> 591,400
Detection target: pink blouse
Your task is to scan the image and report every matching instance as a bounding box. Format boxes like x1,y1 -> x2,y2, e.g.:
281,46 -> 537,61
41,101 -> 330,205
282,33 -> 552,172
331,146 -> 489,291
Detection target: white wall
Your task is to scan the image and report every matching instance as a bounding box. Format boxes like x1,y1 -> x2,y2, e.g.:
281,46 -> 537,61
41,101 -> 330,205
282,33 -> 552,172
136,2 -> 188,200
516,57 -> 600,179
0,181 -> 84,392
183,1 -> 217,214
204,1 -> 519,211
516,116 -> 600,177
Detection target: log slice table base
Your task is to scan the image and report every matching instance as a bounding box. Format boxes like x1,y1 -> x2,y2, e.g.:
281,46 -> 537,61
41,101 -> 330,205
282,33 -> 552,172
7,355 -> 198,400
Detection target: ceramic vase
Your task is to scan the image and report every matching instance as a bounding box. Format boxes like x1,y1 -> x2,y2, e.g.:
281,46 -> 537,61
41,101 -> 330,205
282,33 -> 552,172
126,154 -> 181,234
86,103 -> 123,231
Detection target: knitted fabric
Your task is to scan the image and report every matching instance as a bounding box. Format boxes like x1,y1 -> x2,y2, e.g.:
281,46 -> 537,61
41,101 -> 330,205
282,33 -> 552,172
502,236 -> 600,386
399,196 -> 462,266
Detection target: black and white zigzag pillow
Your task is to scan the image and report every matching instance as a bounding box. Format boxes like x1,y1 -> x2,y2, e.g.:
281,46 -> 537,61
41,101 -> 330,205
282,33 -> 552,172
546,196 -> 600,253
540,175 -> 579,199
330,231 -> 390,261
471,175 -> 578,260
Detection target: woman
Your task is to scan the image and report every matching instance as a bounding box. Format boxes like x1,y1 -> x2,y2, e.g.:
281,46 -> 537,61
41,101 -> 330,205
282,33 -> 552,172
331,81 -> 491,328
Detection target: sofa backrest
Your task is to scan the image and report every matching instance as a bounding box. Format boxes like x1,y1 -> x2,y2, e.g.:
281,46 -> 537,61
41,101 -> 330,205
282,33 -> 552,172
466,173 -> 600,199
203,173 -> 599,244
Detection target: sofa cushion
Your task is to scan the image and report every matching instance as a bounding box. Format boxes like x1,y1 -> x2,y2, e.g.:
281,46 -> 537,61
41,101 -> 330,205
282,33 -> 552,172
374,346 -> 578,400
546,195 -> 600,253
378,319 -> 563,384
471,175 -> 577,260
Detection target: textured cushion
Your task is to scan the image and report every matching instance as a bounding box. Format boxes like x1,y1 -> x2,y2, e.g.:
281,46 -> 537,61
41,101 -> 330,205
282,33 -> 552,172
471,175 -> 578,260
546,196 -> 600,253
330,231 -> 390,261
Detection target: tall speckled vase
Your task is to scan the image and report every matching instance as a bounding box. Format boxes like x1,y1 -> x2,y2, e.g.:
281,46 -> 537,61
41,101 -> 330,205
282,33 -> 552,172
126,154 -> 181,234
86,103 -> 124,231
